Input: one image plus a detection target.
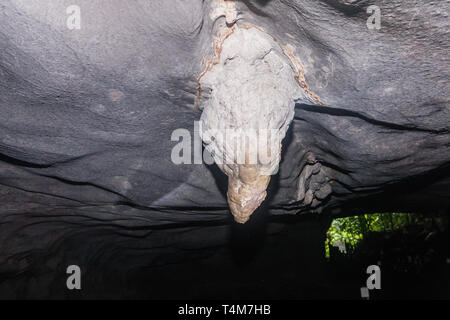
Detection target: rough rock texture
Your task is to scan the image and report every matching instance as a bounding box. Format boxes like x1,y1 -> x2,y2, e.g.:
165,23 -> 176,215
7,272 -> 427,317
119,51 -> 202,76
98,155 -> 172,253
0,0 -> 449,297
198,25 -> 311,223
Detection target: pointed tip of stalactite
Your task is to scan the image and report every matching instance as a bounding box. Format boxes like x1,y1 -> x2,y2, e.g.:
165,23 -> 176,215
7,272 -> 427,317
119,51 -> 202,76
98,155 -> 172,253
228,191 -> 267,224
226,170 -> 271,224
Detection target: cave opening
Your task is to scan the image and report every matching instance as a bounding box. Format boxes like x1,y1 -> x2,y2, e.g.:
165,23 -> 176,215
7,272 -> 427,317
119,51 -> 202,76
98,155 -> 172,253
324,211 -> 450,299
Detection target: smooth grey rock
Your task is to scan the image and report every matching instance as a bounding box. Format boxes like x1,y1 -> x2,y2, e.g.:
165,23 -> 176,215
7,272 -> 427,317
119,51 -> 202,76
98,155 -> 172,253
0,0 -> 448,298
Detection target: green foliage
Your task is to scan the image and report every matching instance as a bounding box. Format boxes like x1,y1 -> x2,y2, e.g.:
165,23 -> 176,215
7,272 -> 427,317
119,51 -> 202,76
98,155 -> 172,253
325,213 -> 415,258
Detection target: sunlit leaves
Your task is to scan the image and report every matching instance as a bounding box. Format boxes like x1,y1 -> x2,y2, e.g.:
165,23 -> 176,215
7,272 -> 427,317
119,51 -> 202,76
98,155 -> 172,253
325,213 -> 417,258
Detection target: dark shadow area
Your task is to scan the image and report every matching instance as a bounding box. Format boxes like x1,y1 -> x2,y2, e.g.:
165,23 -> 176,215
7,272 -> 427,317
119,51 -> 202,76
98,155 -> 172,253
327,162 -> 450,219
295,102 -> 447,134
204,123 -> 295,267
229,183 -> 271,267
254,0 -> 272,5
320,0 -> 369,17
237,0 -> 273,18
239,0 -> 273,7
205,162 -> 229,201
0,152 -> 51,168
1,207 -> 449,299
326,212 -> 450,299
